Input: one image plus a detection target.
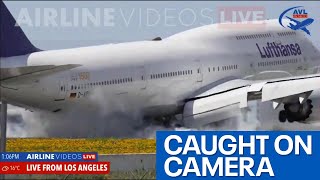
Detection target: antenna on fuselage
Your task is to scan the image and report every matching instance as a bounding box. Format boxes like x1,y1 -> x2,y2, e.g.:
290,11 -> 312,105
152,37 -> 162,41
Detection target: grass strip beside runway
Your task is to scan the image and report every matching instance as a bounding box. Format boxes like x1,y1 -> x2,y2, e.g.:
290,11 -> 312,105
7,138 -> 156,154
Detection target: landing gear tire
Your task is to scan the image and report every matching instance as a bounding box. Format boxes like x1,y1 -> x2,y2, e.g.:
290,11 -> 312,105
279,99 -> 314,123
287,115 -> 295,123
279,110 -> 287,123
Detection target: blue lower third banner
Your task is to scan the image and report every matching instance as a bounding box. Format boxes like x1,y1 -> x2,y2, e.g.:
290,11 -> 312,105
156,131 -> 320,179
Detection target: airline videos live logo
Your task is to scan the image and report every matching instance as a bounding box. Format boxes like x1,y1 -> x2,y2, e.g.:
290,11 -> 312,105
217,6 -> 266,29
82,153 -> 96,160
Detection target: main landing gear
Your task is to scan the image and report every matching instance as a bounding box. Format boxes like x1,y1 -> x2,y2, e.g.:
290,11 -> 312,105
279,99 -> 313,123
147,115 -> 182,128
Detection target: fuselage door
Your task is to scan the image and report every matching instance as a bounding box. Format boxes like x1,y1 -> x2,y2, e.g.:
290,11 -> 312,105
195,59 -> 203,82
55,79 -> 68,101
137,66 -> 147,90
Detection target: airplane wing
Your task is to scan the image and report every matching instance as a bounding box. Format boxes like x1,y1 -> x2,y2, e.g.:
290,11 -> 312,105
183,74 -> 320,127
0,64 -> 81,84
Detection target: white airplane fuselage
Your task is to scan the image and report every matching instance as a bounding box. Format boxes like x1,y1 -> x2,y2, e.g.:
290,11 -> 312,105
1,20 -> 320,117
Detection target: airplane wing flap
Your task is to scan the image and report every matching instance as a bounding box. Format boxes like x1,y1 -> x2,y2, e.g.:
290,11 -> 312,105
262,76 -> 320,102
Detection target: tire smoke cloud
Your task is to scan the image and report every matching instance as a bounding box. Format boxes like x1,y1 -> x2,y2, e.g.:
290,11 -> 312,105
3,92 -> 320,138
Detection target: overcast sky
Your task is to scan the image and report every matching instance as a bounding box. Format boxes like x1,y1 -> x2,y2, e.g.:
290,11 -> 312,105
4,1 -> 320,50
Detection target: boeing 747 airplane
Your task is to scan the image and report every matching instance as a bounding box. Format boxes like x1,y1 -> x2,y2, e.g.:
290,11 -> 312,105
1,2 -> 320,128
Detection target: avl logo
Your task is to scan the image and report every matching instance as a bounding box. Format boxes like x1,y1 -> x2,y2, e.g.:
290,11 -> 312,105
293,9 -> 308,18
279,6 -> 314,35
217,6 -> 266,29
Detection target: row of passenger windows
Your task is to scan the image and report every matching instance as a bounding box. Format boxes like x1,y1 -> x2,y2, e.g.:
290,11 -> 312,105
149,64 -> 241,80
222,64 -> 238,71
151,70 -> 193,79
278,31 -> 296,36
236,31 -> 296,40
69,69 -> 197,90
258,58 -> 299,67
66,58 -> 300,91
70,77 -> 134,90
207,65 -> 239,72
68,65 -> 241,91
236,33 -> 272,40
